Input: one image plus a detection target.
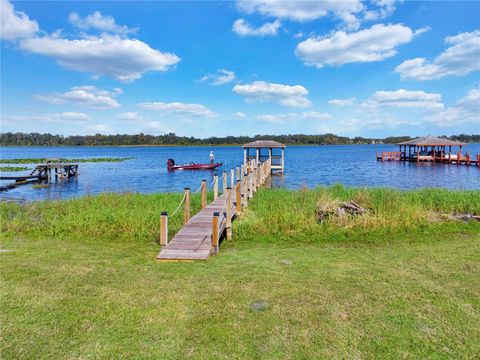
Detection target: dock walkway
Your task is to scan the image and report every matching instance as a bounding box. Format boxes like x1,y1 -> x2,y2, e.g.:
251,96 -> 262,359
157,158 -> 272,261
156,193 -> 236,261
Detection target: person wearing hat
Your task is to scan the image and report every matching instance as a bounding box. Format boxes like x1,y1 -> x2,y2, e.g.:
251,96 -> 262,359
209,150 -> 215,164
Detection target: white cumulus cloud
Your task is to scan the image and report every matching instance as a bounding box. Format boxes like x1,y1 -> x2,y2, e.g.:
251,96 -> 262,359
328,97 -> 356,106
31,112 -> 91,122
295,24 -> 425,68
200,69 -> 235,85
232,81 -> 311,107
395,30 -> 480,80
235,0 -> 403,31
20,34 -> 180,82
138,102 -> 215,117
363,89 -> 444,109
86,124 -> 113,133
35,86 -> 122,109
256,111 -> 331,123
69,11 -> 136,35
234,112 -> 246,118
232,18 -> 281,37
426,88 -> 480,126
0,0 -> 39,41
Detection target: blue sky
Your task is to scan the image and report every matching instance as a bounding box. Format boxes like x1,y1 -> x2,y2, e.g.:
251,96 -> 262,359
1,0 -> 479,138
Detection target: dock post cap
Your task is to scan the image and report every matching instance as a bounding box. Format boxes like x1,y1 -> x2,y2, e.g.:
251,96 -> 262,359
202,179 -> 206,182
161,211 -> 168,216
226,186 -> 231,190
213,211 -> 220,216
236,179 -> 240,183
184,187 -> 190,190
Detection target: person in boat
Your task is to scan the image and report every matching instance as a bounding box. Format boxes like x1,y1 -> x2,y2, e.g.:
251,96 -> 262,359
209,150 -> 215,164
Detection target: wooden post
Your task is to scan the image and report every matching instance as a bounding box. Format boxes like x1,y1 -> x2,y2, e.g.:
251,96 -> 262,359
281,147 -> 285,174
160,212 -> 168,247
236,167 -> 240,183
243,147 -> 247,166
201,179 -> 207,208
213,174 -> 218,200
252,162 -> 257,191
183,188 -> 190,225
236,180 -> 241,213
226,187 -> 232,241
222,171 -> 227,193
212,212 -> 219,254
249,171 -> 253,199
230,168 -> 234,188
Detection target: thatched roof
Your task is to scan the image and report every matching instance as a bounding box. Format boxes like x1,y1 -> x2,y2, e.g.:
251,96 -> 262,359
242,140 -> 285,148
398,136 -> 466,146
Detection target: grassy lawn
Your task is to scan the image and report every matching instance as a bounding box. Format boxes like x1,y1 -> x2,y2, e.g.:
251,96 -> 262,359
1,187 -> 479,359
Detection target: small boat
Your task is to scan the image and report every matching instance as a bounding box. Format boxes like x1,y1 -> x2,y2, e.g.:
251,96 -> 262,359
167,159 -> 222,171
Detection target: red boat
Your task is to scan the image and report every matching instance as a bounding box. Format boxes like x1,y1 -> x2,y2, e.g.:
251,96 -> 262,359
167,159 -> 222,171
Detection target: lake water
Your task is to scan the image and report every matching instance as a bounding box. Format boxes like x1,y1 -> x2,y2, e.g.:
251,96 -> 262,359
1,144 -> 479,201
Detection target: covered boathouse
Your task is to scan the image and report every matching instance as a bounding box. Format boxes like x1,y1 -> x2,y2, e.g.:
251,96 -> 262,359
377,136 -> 478,166
243,140 -> 285,173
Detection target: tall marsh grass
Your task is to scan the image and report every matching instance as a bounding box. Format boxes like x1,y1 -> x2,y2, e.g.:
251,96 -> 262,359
1,186 -> 478,244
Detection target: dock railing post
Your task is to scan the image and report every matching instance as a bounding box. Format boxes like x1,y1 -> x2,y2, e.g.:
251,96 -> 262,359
184,188 -> 190,225
236,167 -> 240,183
212,212 -> 219,255
230,169 -> 234,189
249,170 -> 253,199
201,179 -> 207,208
160,211 -> 168,247
236,180 -> 241,214
223,171 -> 227,193
213,174 -> 218,200
226,187 -> 232,241
252,162 -> 257,192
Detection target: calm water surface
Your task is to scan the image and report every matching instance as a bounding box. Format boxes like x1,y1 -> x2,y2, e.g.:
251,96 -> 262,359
1,144 -> 479,201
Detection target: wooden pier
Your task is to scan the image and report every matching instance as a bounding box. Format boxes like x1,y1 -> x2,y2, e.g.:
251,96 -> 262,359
157,158 -> 272,261
0,159 -> 79,191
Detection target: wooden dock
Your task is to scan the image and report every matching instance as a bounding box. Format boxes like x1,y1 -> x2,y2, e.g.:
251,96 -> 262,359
156,193 -> 236,260
157,158 -> 272,261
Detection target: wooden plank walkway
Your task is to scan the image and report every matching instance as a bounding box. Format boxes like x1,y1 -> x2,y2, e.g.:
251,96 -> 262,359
156,193 -> 236,261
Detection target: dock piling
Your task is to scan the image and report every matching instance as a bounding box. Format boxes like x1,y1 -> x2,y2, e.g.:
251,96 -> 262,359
201,180 -> 207,208
226,187 -> 232,241
184,188 -> 190,225
212,212 -> 219,255
213,174 -> 218,200
160,212 -> 168,247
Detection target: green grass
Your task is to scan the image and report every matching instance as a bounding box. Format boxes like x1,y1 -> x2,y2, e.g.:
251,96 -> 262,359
1,186 -> 479,359
0,157 -> 133,164
0,166 -> 29,172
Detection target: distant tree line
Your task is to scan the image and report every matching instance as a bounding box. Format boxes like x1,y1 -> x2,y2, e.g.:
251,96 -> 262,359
1,132 -> 479,146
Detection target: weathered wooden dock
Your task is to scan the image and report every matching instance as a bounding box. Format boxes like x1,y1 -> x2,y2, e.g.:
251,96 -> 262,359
157,157 -> 272,261
0,159 -> 79,191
